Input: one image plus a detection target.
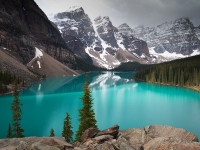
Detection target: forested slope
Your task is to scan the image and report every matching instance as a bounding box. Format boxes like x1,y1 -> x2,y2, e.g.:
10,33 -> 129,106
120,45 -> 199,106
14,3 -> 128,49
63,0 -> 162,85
135,55 -> 200,90
113,62 -> 150,72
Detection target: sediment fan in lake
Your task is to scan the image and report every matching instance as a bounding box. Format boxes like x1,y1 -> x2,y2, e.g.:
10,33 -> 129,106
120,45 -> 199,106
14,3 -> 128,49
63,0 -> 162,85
1,125 -> 199,150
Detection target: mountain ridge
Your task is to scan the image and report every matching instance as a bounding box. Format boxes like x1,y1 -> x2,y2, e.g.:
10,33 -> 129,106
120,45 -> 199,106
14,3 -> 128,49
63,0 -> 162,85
0,0 -> 76,68
132,18 -> 200,63
51,6 -> 150,69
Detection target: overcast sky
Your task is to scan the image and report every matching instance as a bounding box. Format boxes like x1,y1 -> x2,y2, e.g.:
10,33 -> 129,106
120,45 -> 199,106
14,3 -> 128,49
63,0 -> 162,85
35,0 -> 200,28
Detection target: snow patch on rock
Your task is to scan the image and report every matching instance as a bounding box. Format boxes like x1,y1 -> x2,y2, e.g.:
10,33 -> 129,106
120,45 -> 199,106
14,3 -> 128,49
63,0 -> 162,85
35,47 -> 43,58
37,61 -> 41,68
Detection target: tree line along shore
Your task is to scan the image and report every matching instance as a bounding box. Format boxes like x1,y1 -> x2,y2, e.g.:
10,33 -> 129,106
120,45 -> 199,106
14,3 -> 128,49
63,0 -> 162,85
135,55 -> 200,91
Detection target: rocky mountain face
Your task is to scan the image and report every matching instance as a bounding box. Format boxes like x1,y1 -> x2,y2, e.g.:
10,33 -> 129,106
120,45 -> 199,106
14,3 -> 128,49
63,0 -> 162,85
0,47 -> 39,86
0,0 -> 75,68
52,6 -> 100,57
27,47 -> 79,77
1,125 -> 199,150
52,6 -> 149,69
133,18 -> 200,62
117,23 -> 149,56
195,25 -> 200,41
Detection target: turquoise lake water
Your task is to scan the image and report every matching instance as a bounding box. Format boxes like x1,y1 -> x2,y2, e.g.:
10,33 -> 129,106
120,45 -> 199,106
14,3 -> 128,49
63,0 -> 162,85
0,72 -> 200,139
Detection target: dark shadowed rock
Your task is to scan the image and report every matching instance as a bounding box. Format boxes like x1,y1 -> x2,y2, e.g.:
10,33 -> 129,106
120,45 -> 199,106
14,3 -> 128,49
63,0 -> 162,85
93,135 -> 114,144
81,128 -> 100,142
97,125 -> 119,138
96,141 -> 115,150
145,125 -> 198,142
72,141 -> 81,147
113,136 -> 136,150
144,137 -> 200,150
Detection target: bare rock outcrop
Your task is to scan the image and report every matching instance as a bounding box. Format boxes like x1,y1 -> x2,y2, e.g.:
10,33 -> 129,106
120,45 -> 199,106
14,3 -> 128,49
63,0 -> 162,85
145,125 -> 198,142
144,137 -> 200,150
81,128 -> 100,142
0,137 -> 73,150
97,125 -> 119,138
119,127 -> 152,149
0,0 -> 76,69
1,125 -> 200,150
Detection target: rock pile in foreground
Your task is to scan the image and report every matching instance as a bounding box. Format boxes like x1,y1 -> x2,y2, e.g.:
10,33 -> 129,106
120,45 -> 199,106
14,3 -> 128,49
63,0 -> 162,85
1,125 -> 200,150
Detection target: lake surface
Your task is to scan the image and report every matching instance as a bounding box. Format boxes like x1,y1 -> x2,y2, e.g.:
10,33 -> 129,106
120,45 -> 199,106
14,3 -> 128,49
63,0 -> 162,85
0,72 -> 200,139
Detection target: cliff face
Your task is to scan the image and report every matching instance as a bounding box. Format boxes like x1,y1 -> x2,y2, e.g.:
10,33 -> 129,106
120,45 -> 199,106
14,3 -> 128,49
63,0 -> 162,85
0,0 -> 75,67
117,23 -> 149,56
133,18 -> 200,55
0,125 -> 199,150
53,6 -> 101,57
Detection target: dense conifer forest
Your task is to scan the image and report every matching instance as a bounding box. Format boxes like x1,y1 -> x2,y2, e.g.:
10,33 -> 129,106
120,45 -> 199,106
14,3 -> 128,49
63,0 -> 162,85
135,55 -> 200,89
75,55 -> 106,72
113,62 -> 150,72
0,65 -> 24,94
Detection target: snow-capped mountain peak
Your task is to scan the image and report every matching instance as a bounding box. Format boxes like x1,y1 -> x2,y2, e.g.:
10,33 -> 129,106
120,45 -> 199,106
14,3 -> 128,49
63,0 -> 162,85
51,7 -> 150,69
118,23 -> 134,36
66,6 -> 83,12
132,18 -> 200,63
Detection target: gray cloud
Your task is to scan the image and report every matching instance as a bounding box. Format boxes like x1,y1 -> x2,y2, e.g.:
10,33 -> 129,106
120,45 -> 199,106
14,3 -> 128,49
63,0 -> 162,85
35,0 -> 200,28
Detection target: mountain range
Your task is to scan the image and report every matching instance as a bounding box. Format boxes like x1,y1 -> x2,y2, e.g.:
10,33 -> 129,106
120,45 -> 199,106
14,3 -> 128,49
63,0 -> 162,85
0,0 -> 200,78
51,6 -> 150,69
132,18 -> 200,63
51,6 -> 200,69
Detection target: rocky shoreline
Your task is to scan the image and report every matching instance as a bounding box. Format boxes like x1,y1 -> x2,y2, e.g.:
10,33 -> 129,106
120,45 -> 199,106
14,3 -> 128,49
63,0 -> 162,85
0,79 -> 43,97
1,125 -> 200,150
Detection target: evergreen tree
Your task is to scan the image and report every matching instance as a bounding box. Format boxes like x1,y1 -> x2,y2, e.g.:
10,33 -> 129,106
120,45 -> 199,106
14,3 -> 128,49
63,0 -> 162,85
199,70 -> 200,86
22,78 -> 25,87
62,112 -> 73,143
158,71 -> 162,83
178,68 -> 181,85
7,123 -> 12,138
194,68 -> 198,86
0,81 -> 2,94
174,72 -> 177,86
17,77 -> 20,84
10,79 -> 24,138
146,74 -> 149,82
50,128 -> 55,137
180,70 -> 184,86
169,66 -> 173,84
4,85 -> 8,93
151,72 -> 155,83
161,70 -> 164,83
75,73 -> 98,142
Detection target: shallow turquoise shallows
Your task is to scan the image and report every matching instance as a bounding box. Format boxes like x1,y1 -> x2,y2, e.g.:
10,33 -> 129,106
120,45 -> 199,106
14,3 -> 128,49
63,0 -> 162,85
0,72 -> 200,139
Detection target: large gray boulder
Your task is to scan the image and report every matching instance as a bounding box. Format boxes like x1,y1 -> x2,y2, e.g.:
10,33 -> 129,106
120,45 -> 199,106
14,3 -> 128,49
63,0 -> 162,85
145,125 -> 198,142
119,127 -> 152,149
143,137 -> 200,150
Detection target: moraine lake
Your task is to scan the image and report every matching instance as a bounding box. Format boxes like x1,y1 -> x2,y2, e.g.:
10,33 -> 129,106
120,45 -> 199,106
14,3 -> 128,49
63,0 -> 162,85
0,72 -> 200,139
